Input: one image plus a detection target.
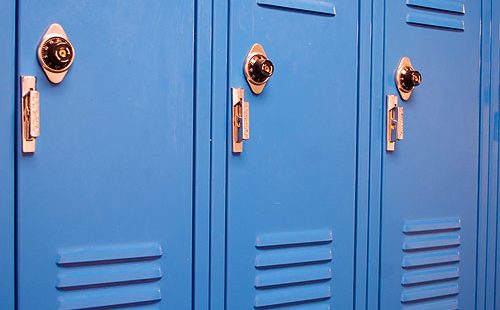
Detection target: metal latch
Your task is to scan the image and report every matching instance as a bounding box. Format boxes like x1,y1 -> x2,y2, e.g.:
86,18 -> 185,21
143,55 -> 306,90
232,88 -> 250,153
387,95 -> 404,152
21,76 -> 40,153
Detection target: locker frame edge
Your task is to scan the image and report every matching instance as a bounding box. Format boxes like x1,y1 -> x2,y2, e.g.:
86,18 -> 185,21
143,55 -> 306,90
0,1 -> 16,309
365,0 -> 385,307
476,0 -> 498,309
355,0 -> 374,308
193,0 -> 213,309
210,0 -> 230,309
487,0 -> 500,308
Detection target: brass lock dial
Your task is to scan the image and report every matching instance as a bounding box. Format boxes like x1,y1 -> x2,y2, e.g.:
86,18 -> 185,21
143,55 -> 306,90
244,44 -> 274,95
399,66 -> 421,92
395,57 -> 422,101
248,55 -> 274,84
38,24 -> 75,84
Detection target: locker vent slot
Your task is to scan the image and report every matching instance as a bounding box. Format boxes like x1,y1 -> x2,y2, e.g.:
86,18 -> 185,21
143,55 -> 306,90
254,230 -> 333,309
407,0 -> 465,14
401,218 -> 461,309
56,243 -> 162,309
406,0 -> 465,31
257,0 -> 336,16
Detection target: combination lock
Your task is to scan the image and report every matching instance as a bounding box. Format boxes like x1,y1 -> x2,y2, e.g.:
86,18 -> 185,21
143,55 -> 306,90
38,24 -> 75,84
247,55 -> 274,84
40,37 -> 74,72
244,44 -> 274,95
395,57 -> 422,101
398,66 -> 422,92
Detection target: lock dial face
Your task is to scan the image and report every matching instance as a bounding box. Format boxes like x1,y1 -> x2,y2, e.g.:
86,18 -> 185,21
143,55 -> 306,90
37,24 -> 75,84
399,66 -> 422,92
40,36 -> 74,72
247,54 -> 274,84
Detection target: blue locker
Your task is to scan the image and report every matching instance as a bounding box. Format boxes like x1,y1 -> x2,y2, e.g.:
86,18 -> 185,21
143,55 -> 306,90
377,1 -> 481,309
220,1 -> 359,309
14,1 -> 195,309
362,0 -> 500,309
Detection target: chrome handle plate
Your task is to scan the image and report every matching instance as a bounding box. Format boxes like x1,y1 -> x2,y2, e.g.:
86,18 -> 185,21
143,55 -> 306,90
232,88 -> 250,153
21,76 -> 40,153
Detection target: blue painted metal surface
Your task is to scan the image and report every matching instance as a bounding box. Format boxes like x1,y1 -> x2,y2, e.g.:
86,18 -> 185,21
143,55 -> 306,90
16,1 -> 195,309
491,0 -> 500,308
257,0 -> 336,15
0,0 -> 498,308
0,1 -> 15,310
475,0 -> 496,308
56,243 -> 163,265
361,0 -> 386,307
406,0 -> 465,14
223,1 -> 358,308
406,12 -> 465,31
354,0 -> 374,308
193,0 -> 212,308
209,1 -> 230,309
405,0 -> 466,31
56,263 -> 162,288
378,0 -> 482,309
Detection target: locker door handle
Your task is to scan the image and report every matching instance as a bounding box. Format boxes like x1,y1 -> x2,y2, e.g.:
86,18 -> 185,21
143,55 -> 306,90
387,95 -> 404,152
21,76 -> 40,153
232,88 -> 250,153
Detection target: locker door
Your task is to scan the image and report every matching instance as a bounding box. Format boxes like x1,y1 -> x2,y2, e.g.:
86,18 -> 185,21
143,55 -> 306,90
224,1 -> 358,309
17,1 -> 194,309
379,1 -> 481,309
